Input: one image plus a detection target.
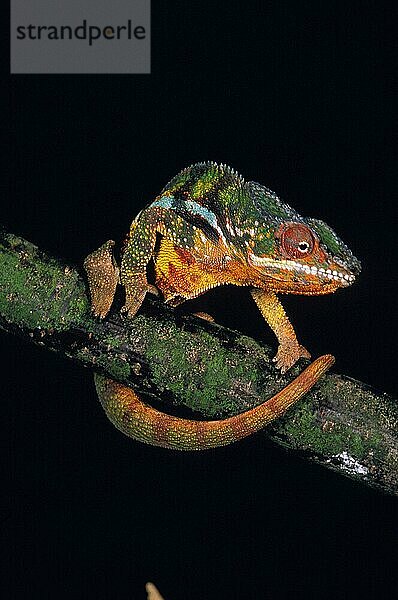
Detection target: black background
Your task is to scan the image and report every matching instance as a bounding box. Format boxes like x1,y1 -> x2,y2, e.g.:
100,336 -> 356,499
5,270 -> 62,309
4,2 -> 397,599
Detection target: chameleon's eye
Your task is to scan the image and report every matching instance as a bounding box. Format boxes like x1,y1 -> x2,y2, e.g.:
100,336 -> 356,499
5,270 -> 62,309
280,223 -> 315,259
298,241 -> 310,253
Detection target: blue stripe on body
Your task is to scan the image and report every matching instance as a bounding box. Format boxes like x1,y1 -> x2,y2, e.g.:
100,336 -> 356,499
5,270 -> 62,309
151,196 -> 174,210
151,196 -> 219,231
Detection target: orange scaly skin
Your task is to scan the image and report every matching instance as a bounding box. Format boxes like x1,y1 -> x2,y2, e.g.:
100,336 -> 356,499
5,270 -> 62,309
84,162 -> 360,450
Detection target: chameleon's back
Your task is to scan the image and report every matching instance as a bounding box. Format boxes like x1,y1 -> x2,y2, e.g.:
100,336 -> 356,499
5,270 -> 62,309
160,162 -> 245,205
157,162 -> 301,244
159,162 -> 250,231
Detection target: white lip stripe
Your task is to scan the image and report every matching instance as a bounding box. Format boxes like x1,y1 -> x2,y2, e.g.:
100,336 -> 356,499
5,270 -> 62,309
248,253 -> 355,284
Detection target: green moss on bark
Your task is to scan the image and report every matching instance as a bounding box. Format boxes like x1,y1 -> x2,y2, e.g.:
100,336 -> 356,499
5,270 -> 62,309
0,234 -> 90,330
281,399 -> 383,461
144,322 -> 261,417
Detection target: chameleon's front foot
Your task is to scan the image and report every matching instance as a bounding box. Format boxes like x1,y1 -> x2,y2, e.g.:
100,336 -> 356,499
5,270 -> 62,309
273,341 -> 311,374
250,288 -> 311,373
121,281 -> 160,317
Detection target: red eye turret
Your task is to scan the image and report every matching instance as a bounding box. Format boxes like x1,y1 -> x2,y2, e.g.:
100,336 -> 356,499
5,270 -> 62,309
279,223 -> 316,259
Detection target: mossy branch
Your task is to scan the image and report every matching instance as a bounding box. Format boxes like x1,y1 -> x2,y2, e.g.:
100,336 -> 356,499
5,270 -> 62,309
0,230 -> 397,496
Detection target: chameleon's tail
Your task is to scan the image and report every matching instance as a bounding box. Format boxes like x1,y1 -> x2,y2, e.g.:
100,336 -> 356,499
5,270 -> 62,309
94,354 -> 334,451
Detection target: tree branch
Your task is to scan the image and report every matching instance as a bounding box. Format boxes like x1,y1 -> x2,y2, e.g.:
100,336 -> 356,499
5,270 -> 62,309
1,229 -> 397,496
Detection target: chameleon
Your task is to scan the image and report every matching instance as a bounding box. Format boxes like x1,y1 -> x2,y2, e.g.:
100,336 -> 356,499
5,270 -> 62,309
84,162 -> 360,450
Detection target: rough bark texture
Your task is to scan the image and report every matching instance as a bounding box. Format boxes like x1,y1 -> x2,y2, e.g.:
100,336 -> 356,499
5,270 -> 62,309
1,230 -> 397,496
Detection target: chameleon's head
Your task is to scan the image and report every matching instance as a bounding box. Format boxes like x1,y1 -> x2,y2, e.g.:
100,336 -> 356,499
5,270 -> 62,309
248,217 -> 361,295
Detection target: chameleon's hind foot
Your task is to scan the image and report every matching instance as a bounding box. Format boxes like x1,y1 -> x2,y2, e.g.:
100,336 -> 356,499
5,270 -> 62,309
84,240 -> 119,319
147,284 -> 160,297
193,311 -> 215,322
273,341 -> 311,374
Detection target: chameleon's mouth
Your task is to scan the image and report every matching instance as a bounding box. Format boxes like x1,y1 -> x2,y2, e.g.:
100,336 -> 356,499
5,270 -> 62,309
248,253 -> 357,287
293,262 -> 356,286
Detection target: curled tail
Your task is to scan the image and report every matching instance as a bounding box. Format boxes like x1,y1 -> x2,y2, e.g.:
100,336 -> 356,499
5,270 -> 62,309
94,354 -> 334,450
